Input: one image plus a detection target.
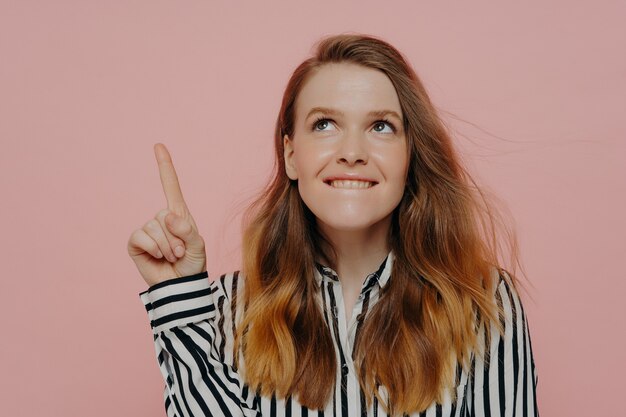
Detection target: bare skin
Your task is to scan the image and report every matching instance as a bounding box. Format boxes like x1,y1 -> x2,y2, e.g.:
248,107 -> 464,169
127,143 -> 207,287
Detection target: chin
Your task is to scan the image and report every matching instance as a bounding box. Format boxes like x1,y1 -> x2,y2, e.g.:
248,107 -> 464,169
316,215 -> 387,234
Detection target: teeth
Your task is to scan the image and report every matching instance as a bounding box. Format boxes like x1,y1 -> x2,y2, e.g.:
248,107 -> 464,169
329,180 -> 374,189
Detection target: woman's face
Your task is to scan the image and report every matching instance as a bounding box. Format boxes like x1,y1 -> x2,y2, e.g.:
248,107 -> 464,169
284,62 -> 409,235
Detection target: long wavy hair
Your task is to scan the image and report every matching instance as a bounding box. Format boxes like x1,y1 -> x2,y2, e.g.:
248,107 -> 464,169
234,33 -> 523,415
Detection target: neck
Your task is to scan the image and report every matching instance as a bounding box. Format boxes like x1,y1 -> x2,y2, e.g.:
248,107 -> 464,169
317,217 -> 391,287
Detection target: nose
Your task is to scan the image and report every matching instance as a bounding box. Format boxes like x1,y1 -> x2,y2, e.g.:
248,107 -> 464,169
337,131 -> 368,165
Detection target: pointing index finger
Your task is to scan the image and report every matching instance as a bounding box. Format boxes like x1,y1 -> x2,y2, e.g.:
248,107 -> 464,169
154,143 -> 189,214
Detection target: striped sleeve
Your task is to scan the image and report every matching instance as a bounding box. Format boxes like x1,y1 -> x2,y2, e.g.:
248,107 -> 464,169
467,271 -> 539,416
139,271 -> 260,417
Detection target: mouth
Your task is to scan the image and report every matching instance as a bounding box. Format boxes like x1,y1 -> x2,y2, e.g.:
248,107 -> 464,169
324,179 -> 377,189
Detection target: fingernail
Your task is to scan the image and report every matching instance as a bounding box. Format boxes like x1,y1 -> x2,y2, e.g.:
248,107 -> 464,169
174,246 -> 185,257
156,250 -> 163,258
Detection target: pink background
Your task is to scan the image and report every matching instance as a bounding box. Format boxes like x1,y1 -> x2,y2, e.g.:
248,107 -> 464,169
1,2 -> 624,416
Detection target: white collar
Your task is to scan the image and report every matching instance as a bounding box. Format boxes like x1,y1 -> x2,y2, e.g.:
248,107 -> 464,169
314,250 -> 394,290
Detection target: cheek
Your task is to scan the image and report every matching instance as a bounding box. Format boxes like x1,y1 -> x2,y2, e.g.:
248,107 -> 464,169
293,153 -> 313,176
383,150 -> 410,198
293,145 -> 333,177
378,146 -> 409,177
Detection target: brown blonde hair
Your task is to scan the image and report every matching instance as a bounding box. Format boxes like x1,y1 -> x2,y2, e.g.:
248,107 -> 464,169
234,33 -> 522,415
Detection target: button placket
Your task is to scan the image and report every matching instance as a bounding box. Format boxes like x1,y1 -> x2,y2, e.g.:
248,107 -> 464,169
329,280 -> 360,381
346,292 -> 366,349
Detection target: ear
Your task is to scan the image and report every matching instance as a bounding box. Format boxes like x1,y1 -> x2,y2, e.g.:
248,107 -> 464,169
283,134 -> 298,180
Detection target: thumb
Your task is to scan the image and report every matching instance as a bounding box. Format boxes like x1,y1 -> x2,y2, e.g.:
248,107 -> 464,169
165,212 -> 202,249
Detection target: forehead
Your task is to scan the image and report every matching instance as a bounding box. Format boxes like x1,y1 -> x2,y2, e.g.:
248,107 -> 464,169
295,62 -> 402,119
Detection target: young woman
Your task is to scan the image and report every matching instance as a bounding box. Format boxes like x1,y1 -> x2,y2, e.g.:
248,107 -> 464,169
128,34 -> 539,416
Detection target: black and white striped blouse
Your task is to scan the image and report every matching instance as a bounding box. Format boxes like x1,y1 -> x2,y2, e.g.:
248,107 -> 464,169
139,251 -> 539,416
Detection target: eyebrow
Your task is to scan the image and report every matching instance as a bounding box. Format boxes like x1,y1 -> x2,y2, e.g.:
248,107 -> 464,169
305,106 -> 403,122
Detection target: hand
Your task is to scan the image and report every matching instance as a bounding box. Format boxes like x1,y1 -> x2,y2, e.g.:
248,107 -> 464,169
127,143 -> 207,287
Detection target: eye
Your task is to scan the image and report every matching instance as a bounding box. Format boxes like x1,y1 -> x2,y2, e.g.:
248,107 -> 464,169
312,117 -> 336,132
372,119 -> 396,134
311,117 -> 397,134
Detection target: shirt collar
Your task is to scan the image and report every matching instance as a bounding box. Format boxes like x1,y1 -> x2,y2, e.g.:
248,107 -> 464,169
314,250 -> 394,290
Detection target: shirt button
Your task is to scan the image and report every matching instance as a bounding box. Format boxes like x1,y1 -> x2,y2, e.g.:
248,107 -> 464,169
341,364 -> 349,376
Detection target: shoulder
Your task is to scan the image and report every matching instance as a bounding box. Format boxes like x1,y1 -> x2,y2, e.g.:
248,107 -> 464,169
483,267 -> 532,346
493,268 -> 526,317
474,266 -> 529,339
481,266 -> 523,307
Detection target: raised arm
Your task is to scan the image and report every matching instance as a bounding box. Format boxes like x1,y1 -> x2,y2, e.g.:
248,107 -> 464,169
139,271 -> 260,417
129,144 -> 259,415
